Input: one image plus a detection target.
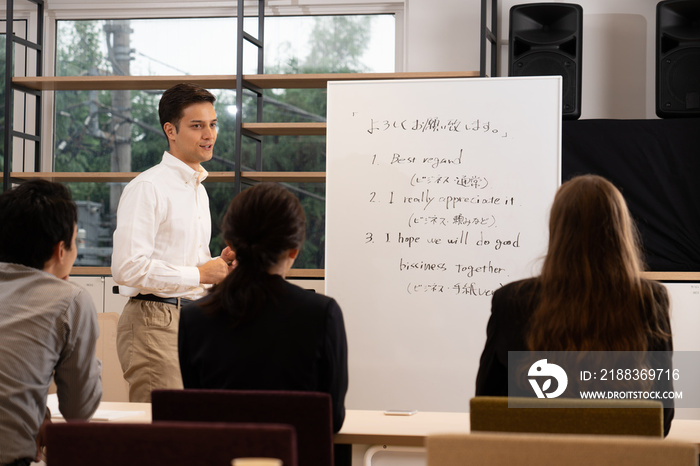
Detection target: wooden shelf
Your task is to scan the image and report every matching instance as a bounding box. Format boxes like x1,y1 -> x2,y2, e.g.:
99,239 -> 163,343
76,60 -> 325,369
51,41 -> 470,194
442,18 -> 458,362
641,271 -> 700,281
14,75 -> 236,91
72,267 -> 112,275
13,71 -> 480,91
71,266 -> 325,279
286,269 -> 325,279
244,122 -> 326,136
245,71 -> 480,88
3,171 -> 326,183
240,172 -> 325,183
6,172 -> 137,182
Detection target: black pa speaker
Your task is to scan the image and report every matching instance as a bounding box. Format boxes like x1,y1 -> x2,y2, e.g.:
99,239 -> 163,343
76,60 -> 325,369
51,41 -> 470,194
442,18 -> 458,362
656,0 -> 700,118
509,3 -> 583,120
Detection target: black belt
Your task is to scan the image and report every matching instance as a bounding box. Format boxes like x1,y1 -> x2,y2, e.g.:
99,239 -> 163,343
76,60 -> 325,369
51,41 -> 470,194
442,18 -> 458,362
132,293 -> 193,307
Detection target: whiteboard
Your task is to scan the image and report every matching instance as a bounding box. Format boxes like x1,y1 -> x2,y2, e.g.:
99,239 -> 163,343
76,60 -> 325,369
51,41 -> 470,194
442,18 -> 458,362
325,77 -> 562,412
665,282 -> 700,419
667,282 -> 700,351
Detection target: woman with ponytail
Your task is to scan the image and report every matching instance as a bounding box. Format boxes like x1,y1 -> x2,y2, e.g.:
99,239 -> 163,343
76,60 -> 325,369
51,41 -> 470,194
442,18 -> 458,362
475,175 -> 674,435
178,182 -> 348,432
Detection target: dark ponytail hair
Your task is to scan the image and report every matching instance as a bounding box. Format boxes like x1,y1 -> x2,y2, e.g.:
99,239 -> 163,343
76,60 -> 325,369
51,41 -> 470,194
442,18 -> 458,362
201,182 -> 306,326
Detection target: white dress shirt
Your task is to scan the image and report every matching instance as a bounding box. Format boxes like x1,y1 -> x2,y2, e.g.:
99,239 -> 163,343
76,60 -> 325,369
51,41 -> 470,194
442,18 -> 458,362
111,152 -> 213,300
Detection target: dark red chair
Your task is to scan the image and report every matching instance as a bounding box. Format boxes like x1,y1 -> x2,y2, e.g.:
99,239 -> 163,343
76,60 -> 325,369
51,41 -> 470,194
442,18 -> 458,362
45,421 -> 297,466
151,389 -> 334,466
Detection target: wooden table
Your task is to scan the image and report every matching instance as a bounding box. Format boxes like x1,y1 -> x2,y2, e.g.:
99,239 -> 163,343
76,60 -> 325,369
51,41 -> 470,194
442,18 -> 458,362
88,401 -> 152,423
338,411 -> 700,446
667,420 -> 700,446
335,410 -> 469,446
77,403 -> 700,448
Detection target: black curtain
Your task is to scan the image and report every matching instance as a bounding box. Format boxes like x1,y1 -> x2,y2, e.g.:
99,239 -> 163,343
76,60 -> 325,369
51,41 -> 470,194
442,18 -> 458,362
562,118 -> 700,271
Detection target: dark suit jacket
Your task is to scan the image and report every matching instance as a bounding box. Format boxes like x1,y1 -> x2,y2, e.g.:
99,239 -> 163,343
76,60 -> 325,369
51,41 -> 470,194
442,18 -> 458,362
475,278 -> 674,436
178,275 -> 349,432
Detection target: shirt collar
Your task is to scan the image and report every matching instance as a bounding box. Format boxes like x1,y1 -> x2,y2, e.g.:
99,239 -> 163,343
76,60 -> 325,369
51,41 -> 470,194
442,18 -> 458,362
161,151 -> 209,184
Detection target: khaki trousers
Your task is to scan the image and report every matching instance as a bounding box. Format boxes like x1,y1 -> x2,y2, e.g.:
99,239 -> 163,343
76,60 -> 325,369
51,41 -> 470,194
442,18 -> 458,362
116,299 -> 184,402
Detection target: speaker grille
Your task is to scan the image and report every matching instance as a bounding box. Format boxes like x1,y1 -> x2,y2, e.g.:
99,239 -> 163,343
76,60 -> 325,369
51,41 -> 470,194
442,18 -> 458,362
656,0 -> 700,117
512,52 -> 578,114
664,48 -> 700,108
509,3 -> 583,119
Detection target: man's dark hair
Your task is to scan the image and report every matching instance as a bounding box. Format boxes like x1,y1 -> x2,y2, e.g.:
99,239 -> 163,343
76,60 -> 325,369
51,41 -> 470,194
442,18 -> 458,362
158,82 -> 216,136
0,179 -> 77,269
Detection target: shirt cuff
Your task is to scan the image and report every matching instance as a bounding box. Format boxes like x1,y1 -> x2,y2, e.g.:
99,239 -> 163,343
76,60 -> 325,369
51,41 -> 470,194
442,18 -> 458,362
181,266 -> 201,288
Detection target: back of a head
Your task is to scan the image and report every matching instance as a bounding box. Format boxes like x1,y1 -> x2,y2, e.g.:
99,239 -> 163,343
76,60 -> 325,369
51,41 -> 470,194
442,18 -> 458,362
544,174 -> 643,283
0,179 -> 77,269
224,182 -> 306,274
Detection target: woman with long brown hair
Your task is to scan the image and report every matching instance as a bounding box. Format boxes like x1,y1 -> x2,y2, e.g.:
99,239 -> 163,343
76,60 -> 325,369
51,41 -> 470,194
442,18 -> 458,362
178,182 -> 348,432
475,174 -> 673,434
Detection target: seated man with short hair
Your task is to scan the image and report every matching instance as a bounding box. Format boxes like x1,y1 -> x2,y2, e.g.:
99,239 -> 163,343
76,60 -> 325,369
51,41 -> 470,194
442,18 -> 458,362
0,180 -> 102,466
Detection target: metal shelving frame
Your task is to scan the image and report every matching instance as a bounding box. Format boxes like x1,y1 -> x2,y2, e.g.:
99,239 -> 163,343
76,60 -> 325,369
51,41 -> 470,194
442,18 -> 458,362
3,0 -> 43,191
234,0 -> 265,194
480,0 -> 498,77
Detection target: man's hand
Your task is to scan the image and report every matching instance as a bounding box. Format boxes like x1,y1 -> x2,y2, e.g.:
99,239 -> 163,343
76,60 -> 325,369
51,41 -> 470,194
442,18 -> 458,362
221,246 -> 237,273
35,408 -> 51,462
198,257 -> 230,285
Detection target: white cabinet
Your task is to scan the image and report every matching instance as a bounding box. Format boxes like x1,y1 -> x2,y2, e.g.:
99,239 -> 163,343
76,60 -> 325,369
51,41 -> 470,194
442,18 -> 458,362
104,276 -> 129,314
68,275 -> 129,314
69,276 -> 105,312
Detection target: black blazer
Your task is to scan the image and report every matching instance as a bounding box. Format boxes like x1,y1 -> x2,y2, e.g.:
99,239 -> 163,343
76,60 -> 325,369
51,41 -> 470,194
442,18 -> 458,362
475,278 -> 674,436
178,275 -> 349,432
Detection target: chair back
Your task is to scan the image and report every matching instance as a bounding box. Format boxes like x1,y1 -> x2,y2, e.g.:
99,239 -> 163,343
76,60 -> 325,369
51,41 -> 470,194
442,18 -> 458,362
470,396 -> 664,437
152,389 -> 334,466
45,421 -> 297,466
426,432 -> 697,466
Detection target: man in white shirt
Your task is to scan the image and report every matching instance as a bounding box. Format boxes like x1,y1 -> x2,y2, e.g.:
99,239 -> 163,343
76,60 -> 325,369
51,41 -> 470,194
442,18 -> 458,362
111,83 -> 234,402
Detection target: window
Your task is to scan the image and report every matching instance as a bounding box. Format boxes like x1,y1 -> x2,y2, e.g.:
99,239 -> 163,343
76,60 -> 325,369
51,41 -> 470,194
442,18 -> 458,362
54,15 -> 396,269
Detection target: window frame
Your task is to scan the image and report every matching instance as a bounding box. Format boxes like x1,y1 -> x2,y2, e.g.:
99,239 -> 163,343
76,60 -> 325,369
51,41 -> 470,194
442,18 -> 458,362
42,1 -> 405,163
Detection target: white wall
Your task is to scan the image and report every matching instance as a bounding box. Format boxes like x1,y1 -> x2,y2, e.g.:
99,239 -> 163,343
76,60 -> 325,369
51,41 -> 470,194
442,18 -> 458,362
403,0 -> 482,73
405,0 -> 662,119
498,0 -> 661,119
